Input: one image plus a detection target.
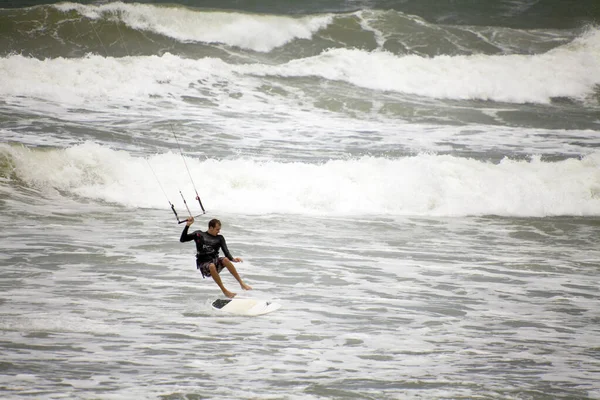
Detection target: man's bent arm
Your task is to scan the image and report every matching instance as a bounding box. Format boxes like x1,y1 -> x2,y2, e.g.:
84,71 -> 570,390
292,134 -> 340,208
180,225 -> 195,243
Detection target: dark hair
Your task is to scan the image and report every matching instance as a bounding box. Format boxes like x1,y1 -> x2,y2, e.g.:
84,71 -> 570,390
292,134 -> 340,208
208,219 -> 221,229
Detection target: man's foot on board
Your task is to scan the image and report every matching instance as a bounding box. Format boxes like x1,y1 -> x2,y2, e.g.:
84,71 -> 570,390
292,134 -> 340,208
224,290 -> 236,299
241,283 -> 252,291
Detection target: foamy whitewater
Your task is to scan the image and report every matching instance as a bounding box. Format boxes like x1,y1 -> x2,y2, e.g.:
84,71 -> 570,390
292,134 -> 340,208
1,1 -> 600,399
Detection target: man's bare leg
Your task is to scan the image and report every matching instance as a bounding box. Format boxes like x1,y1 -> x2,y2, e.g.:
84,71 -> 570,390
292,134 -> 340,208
209,264 -> 236,298
222,258 -> 252,291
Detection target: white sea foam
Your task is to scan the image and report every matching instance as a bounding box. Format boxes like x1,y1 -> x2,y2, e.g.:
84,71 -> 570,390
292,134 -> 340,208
1,28 -> 598,108
242,28 -> 600,104
0,53 -> 226,106
53,2 -> 332,52
2,143 -> 599,217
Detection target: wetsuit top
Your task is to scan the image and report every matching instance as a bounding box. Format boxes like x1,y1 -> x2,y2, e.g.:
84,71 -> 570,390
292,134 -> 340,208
180,225 -> 234,263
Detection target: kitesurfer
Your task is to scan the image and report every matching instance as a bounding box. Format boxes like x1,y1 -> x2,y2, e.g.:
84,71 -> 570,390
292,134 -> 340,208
180,217 -> 252,298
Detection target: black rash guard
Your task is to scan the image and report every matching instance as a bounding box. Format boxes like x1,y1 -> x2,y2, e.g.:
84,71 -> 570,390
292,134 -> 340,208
180,225 -> 234,263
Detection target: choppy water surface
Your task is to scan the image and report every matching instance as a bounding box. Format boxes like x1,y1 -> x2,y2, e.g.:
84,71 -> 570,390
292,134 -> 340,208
1,0 -> 600,398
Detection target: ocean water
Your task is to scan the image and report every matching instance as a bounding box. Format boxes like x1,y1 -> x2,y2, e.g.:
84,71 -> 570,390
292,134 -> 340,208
1,1 -> 600,399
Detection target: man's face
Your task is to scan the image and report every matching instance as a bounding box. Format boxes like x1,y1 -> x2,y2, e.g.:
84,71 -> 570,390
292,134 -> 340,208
208,224 -> 221,235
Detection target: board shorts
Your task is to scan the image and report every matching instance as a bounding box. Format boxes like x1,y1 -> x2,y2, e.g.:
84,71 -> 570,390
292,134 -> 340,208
197,257 -> 226,278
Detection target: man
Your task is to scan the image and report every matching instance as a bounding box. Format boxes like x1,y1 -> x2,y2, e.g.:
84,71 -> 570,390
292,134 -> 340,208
180,217 -> 252,298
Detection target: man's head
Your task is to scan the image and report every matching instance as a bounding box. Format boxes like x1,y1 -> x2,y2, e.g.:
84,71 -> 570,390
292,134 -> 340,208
208,219 -> 221,235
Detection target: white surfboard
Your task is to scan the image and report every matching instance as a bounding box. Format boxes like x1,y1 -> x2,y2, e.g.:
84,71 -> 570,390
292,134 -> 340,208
211,298 -> 281,316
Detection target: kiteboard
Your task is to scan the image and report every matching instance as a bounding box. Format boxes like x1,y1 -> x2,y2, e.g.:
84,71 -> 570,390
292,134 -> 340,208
211,298 -> 281,316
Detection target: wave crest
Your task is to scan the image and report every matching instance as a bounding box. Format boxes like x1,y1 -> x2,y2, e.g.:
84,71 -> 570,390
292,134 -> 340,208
2,143 -> 599,217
